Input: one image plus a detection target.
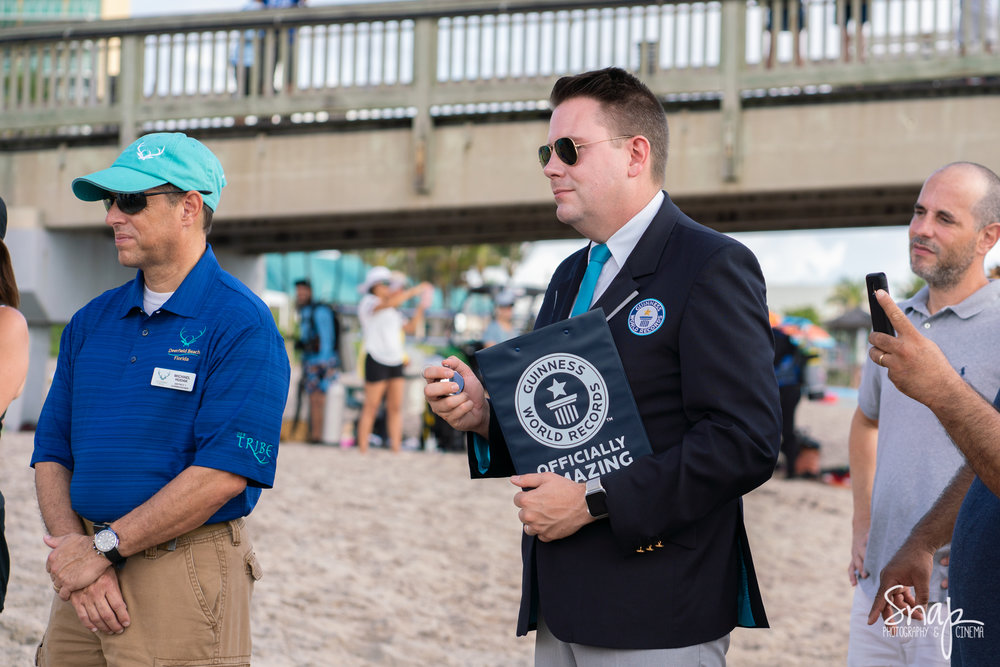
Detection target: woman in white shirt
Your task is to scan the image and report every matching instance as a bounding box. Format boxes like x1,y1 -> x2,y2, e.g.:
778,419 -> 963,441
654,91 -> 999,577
356,266 -> 431,453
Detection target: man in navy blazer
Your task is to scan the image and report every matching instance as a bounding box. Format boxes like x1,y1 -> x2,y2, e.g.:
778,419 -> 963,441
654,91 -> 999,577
424,67 -> 781,664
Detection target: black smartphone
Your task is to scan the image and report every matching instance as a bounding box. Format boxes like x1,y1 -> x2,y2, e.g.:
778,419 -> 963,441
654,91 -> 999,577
866,272 -> 895,336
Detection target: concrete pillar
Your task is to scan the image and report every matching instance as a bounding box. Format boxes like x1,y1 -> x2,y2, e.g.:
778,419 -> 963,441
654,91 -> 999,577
213,246 -> 265,294
8,325 -> 51,431
6,211 -> 133,429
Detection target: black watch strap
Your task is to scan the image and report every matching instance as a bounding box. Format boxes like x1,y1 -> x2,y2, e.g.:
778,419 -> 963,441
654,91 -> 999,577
93,523 -> 127,566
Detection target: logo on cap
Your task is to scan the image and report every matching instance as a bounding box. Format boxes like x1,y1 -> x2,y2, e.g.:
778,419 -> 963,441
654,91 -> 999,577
515,353 -> 608,448
136,142 -> 166,161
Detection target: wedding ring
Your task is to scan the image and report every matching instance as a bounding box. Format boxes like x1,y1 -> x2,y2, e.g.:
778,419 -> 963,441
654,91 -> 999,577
878,353 -> 886,366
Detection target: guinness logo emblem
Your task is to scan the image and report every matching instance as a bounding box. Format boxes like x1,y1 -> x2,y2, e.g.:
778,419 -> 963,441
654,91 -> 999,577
628,298 -> 665,336
515,353 -> 608,449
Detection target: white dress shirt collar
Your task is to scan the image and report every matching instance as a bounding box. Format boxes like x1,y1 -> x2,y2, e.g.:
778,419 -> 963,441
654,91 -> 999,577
587,190 -> 664,305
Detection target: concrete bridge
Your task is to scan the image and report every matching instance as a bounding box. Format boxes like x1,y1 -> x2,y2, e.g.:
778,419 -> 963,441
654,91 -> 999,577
2,0 -> 1000,427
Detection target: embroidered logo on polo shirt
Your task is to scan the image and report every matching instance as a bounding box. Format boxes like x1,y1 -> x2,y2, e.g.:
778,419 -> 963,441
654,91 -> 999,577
168,326 -> 206,362
236,431 -> 273,465
179,326 -> 206,346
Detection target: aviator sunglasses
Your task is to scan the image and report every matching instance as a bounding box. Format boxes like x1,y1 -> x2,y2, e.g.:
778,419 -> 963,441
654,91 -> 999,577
537,135 -> 634,168
102,190 -> 192,215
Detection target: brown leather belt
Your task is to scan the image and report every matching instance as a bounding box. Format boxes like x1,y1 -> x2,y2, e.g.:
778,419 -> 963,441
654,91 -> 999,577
80,516 -> 245,559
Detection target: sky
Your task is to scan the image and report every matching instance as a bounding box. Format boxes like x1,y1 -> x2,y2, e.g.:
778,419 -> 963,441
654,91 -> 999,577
129,0 -> 1000,294
515,226 -> 927,293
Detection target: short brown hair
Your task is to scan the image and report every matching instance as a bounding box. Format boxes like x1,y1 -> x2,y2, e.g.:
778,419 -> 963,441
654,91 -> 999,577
550,67 -> 668,183
155,184 -> 214,234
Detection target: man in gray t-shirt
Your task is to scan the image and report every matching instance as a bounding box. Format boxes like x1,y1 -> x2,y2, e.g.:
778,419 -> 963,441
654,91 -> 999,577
847,162 -> 1000,666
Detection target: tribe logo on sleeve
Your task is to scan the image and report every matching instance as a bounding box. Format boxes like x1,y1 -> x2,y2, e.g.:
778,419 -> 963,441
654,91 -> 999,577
235,431 -> 274,465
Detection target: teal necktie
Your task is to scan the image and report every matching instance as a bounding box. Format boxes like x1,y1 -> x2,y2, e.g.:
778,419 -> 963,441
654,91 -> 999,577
570,243 -> 611,317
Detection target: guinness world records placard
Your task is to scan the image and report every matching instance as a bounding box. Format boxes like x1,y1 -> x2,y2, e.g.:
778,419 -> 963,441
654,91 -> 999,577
475,309 -> 652,481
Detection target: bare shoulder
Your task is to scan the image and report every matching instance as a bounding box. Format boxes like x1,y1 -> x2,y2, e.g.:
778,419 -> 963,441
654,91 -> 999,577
0,305 -> 28,338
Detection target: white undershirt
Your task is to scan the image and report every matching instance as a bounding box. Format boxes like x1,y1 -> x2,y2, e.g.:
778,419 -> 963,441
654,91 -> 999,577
143,285 -> 173,315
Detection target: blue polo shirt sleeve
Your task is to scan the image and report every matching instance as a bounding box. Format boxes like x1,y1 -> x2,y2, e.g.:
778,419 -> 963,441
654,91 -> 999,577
192,322 -> 290,489
31,321 -> 77,470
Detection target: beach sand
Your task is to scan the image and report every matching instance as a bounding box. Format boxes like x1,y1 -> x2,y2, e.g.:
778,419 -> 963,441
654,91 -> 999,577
0,396 -> 857,666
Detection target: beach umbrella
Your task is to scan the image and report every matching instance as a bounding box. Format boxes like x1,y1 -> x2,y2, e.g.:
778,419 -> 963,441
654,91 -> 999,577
773,314 -> 835,348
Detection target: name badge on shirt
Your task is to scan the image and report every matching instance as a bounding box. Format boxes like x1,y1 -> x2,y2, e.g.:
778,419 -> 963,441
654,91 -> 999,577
151,367 -> 196,392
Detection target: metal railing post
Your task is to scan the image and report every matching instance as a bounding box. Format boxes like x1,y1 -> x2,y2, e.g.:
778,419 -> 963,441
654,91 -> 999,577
719,0 -> 745,183
118,34 -> 139,146
412,15 -> 436,195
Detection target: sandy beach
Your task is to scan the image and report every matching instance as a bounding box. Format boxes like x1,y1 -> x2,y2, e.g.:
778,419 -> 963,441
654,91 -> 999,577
0,396 -> 857,666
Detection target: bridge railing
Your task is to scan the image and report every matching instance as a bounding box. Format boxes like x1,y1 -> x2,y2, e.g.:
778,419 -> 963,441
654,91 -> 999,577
0,0 -> 996,143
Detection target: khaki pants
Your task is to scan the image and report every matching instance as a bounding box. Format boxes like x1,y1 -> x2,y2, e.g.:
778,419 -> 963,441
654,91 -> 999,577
37,518 -> 262,667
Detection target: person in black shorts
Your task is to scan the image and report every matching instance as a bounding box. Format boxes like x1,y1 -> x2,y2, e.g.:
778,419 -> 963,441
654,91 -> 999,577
356,267 -> 432,453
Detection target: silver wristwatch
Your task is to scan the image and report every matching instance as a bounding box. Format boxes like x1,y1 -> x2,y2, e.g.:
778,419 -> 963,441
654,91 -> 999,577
93,524 -> 126,566
585,477 -> 609,519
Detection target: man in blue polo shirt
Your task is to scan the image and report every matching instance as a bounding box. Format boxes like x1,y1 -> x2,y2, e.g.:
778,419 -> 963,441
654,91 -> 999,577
32,132 -> 290,666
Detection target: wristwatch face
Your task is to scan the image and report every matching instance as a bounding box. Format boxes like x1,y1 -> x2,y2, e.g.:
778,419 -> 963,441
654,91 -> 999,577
585,481 -> 608,518
94,529 -> 119,553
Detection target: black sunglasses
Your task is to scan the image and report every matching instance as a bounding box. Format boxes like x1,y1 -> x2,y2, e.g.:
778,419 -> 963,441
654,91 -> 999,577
538,135 -> 634,168
102,190 -> 190,215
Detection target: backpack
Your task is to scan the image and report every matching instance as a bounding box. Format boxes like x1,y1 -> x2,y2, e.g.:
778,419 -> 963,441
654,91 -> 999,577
772,328 -> 804,387
299,302 -> 341,366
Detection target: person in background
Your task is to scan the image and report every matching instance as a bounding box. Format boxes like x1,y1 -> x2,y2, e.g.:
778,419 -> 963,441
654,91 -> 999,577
482,290 -> 517,347
265,0 -> 307,91
846,162 -> 1000,666
866,288 -> 1000,666
31,133 -> 289,665
772,326 -> 805,478
229,0 -> 266,96
763,0 -> 805,68
356,266 -> 431,454
295,279 -> 339,444
957,0 -> 999,55
839,0 -> 870,62
0,195 -> 30,614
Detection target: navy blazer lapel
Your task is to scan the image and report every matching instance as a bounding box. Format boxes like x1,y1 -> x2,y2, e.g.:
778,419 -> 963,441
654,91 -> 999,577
593,193 -> 680,318
550,246 -> 590,323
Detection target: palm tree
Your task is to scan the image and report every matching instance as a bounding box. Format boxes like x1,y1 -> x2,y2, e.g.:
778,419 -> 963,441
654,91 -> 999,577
827,276 -> 866,311
361,243 -> 525,306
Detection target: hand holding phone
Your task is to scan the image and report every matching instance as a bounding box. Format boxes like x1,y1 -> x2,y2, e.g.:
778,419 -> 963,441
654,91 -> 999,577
866,272 -> 895,336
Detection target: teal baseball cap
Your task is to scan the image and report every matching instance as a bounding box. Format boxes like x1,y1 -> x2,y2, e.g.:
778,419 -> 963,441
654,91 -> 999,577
72,132 -> 226,211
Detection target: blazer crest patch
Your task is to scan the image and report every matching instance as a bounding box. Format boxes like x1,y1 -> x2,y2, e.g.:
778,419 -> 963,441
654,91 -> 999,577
627,299 -> 665,336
